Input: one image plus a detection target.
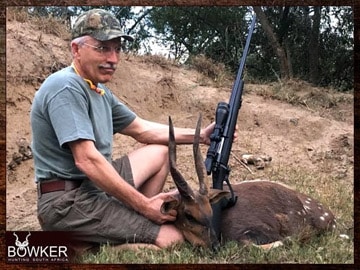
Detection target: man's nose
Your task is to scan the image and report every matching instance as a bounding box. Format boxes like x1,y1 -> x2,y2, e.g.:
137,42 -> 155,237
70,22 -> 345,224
106,50 -> 119,63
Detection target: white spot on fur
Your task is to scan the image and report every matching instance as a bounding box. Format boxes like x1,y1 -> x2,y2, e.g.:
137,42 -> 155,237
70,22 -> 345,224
320,216 -> 325,221
271,241 -> 284,248
324,212 -> 329,217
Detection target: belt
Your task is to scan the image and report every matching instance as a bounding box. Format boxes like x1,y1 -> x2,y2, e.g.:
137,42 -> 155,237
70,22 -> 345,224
38,178 -> 82,194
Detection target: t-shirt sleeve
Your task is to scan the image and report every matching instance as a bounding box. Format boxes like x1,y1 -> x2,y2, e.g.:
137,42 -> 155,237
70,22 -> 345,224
47,89 -> 95,148
107,90 -> 137,134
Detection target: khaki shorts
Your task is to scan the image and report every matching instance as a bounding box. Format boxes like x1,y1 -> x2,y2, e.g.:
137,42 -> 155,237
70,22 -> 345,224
37,156 -> 160,246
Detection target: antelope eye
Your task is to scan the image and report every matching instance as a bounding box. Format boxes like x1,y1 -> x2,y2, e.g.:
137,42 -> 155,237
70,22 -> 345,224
185,211 -> 196,223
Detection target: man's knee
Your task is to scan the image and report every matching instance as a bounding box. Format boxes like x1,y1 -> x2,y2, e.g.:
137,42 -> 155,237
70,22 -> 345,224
154,144 -> 168,164
149,144 -> 169,174
155,224 -> 184,248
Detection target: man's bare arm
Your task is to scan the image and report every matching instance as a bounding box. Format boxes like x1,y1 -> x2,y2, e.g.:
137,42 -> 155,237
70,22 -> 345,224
120,116 -> 214,145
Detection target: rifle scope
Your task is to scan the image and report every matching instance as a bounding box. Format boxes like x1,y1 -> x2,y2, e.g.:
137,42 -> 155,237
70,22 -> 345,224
205,102 -> 229,174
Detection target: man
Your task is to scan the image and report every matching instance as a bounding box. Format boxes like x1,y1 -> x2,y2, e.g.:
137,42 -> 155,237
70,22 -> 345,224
30,9 -> 216,250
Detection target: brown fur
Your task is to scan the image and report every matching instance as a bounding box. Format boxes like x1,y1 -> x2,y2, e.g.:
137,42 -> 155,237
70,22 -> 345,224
220,180 -> 336,246
167,116 -> 336,250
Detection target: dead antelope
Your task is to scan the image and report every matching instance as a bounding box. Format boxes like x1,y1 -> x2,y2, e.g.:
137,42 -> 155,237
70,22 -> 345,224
163,115 -> 336,251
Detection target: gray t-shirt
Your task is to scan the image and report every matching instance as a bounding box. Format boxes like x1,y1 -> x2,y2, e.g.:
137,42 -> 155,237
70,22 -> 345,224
30,66 -> 136,181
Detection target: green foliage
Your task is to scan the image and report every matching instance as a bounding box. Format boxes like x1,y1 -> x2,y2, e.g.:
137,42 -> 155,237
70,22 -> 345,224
149,6 -> 249,64
24,6 -> 353,89
149,6 -> 353,91
250,7 -> 352,90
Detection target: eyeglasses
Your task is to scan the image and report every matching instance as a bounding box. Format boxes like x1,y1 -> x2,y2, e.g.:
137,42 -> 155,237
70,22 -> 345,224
83,43 -> 121,54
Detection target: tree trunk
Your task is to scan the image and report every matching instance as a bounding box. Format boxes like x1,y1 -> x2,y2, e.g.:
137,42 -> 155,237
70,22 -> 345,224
308,6 -> 321,84
253,6 -> 291,80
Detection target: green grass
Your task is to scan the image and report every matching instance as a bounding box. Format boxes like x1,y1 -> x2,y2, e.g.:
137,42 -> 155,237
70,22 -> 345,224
78,232 -> 353,264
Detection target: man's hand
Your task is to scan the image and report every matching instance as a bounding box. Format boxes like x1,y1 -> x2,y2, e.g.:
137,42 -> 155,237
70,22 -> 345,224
201,122 -> 215,145
201,122 -> 238,145
142,192 -> 178,224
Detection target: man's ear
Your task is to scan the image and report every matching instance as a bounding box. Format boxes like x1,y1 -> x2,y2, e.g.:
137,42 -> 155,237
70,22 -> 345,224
208,189 -> 230,205
71,41 -> 80,58
160,195 -> 180,214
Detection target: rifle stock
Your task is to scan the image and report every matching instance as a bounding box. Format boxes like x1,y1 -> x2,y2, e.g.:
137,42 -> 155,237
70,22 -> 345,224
205,14 -> 256,239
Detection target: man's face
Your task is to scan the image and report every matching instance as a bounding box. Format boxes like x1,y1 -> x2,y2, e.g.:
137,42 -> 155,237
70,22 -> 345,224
74,36 -> 121,84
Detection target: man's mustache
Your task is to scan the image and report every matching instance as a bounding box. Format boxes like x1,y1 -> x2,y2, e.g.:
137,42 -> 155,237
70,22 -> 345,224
99,64 -> 117,70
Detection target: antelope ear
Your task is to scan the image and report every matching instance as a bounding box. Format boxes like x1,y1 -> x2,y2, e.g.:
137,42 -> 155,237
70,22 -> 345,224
208,189 -> 230,205
161,195 -> 180,214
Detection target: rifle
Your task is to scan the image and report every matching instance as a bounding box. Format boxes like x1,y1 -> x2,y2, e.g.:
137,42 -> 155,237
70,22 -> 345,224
204,14 -> 256,240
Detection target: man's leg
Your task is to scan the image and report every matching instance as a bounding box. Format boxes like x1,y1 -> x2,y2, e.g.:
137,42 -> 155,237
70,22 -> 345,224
155,224 -> 184,248
127,144 -> 169,197
127,144 -> 185,248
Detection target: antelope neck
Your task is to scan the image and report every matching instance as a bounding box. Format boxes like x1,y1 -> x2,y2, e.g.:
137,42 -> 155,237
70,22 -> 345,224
71,62 -> 105,96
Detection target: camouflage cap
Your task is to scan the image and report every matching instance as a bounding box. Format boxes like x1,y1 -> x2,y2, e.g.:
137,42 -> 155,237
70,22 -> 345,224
71,9 -> 133,42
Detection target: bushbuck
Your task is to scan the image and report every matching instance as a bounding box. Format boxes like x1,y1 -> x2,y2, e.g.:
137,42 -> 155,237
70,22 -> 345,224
163,115 -> 336,250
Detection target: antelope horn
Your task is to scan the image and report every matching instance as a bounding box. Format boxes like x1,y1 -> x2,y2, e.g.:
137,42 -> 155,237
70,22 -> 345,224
168,116 -> 195,200
193,114 -> 208,195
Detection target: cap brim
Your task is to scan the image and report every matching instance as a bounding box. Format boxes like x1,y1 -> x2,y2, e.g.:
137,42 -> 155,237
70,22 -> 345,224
120,35 -> 134,42
92,29 -> 134,42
